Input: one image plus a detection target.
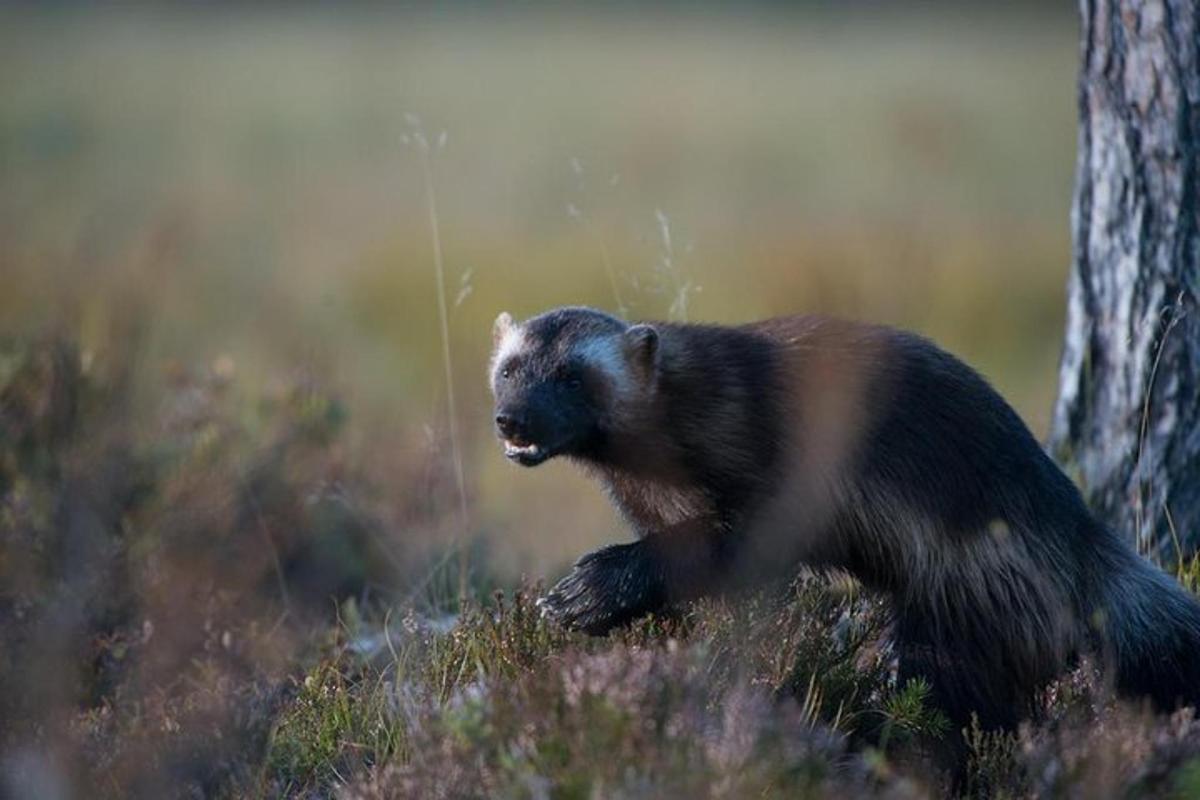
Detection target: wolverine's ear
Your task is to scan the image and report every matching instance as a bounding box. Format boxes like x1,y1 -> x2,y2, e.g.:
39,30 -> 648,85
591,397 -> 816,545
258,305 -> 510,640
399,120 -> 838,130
624,324 -> 659,370
493,312 -> 515,346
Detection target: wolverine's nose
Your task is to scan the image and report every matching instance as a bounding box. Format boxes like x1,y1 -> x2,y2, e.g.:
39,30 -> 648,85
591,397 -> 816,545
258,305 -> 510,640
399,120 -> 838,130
495,413 -> 526,440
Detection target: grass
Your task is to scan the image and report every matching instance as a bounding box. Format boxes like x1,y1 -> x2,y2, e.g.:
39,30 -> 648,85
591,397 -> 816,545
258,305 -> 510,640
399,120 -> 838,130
262,584 -> 1200,799
264,585 -> 880,798
406,113 -> 472,599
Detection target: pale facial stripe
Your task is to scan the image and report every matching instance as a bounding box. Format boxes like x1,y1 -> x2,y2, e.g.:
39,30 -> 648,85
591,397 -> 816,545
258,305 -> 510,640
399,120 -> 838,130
490,326 -> 529,391
492,328 -> 635,397
574,336 -> 632,396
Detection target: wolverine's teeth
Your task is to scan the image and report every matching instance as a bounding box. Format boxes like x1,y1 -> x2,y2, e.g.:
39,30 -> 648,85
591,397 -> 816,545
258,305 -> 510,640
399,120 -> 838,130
503,441 -> 549,465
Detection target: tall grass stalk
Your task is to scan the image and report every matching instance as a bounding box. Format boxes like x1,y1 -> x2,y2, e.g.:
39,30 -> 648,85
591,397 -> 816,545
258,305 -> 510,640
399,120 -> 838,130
655,208 -> 696,322
408,118 -> 470,601
594,223 -> 627,318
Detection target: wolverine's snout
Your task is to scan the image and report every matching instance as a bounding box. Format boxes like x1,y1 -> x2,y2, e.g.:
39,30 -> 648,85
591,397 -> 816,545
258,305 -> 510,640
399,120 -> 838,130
494,412 -> 527,442
494,405 -> 553,466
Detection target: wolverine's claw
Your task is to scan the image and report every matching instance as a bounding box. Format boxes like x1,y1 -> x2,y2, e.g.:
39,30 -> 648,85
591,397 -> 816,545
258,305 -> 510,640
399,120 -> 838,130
538,542 -> 665,636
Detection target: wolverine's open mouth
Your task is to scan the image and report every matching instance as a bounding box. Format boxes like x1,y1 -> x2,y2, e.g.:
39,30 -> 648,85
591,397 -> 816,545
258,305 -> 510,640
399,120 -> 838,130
502,440 -> 552,466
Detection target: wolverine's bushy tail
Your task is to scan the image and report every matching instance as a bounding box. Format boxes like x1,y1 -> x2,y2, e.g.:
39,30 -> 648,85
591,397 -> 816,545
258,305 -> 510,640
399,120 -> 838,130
1103,546 -> 1200,712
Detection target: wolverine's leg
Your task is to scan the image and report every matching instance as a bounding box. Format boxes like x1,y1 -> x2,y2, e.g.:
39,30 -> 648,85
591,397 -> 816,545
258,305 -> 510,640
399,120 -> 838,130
539,541 -> 666,635
540,522 -> 728,635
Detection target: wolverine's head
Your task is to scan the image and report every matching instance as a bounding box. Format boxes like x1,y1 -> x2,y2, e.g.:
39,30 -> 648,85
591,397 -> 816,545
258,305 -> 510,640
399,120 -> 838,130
488,306 -> 658,466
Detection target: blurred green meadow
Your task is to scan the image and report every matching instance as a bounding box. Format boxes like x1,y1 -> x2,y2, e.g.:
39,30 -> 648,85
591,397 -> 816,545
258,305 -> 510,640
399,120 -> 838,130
1,4 -> 1077,577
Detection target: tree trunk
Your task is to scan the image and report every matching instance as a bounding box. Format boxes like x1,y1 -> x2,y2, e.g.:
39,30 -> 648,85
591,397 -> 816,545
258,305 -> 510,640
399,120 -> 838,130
1050,0 -> 1199,561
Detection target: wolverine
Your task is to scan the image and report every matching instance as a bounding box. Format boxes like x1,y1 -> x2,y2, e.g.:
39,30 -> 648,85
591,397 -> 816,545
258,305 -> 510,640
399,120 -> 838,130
488,305 -> 1200,730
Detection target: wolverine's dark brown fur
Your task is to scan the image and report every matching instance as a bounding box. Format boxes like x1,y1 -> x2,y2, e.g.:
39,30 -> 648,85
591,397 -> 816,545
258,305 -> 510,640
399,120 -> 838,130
489,306 -> 1200,733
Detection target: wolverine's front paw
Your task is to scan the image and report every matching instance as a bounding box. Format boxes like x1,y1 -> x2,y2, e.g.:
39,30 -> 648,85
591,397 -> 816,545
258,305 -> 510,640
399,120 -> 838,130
539,542 -> 664,636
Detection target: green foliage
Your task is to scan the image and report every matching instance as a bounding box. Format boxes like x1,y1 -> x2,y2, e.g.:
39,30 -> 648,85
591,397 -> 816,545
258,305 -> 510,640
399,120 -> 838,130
880,678 -> 951,749
266,661 -> 404,793
1176,553 -> 1200,596
421,587 -> 575,702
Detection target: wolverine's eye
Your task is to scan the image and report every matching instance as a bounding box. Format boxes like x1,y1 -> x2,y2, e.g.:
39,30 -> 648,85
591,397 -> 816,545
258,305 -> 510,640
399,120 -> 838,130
501,367 -> 512,380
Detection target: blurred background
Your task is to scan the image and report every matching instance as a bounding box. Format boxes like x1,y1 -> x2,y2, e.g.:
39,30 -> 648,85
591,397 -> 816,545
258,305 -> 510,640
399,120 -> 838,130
0,2 -> 1078,791
1,2 -> 1078,578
